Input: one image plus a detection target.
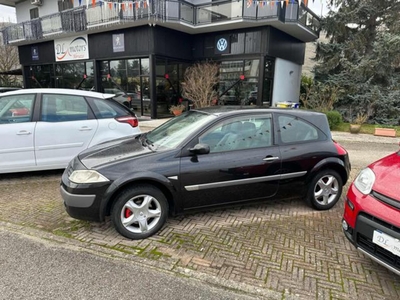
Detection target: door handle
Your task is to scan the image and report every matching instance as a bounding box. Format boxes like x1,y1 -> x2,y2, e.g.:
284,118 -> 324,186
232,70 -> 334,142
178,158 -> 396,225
17,130 -> 32,135
79,126 -> 92,131
263,156 -> 279,161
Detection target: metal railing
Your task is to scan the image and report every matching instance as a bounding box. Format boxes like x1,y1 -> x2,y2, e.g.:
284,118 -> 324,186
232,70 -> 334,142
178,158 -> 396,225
1,0 -> 319,45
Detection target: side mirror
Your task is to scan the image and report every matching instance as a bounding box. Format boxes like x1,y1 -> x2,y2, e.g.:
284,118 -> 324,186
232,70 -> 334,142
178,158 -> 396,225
189,143 -> 210,155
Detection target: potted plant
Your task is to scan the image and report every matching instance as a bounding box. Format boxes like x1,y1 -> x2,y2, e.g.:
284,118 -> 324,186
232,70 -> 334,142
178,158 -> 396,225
169,104 -> 185,116
349,112 -> 368,134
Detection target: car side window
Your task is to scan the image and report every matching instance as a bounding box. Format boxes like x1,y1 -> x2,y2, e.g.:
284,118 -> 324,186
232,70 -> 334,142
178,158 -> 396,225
199,115 -> 272,153
0,94 -> 35,124
86,98 -> 131,119
41,94 -> 89,122
278,115 -> 318,143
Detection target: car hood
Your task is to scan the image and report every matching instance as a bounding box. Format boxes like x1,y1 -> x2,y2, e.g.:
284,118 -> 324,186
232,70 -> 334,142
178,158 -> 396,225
370,151 -> 400,200
78,135 -> 153,169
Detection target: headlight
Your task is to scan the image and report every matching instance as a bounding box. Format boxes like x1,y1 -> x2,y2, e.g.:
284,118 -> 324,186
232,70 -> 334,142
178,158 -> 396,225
354,167 -> 375,195
69,170 -> 109,184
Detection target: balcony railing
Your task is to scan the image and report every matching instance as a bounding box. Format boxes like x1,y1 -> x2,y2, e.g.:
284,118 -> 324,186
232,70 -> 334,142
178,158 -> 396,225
1,0 -> 319,45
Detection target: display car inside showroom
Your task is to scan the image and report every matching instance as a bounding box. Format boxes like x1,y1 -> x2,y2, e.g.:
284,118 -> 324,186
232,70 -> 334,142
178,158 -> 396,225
0,0 -> 320,119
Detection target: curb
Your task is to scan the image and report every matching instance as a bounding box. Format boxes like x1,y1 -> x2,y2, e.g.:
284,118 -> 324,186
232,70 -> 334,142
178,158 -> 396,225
0,220 -> 293,300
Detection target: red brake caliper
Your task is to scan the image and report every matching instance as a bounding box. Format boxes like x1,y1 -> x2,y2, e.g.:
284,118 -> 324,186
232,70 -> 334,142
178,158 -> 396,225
124,208 -> 133,218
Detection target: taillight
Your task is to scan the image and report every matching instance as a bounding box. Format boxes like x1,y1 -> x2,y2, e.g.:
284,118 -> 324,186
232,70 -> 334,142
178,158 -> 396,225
116,116 -> 139,128
333,140 -> 347,155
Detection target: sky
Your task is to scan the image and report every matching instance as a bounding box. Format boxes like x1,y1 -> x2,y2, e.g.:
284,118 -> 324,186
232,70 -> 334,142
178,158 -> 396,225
308,0 -> 331,17
0,1 -> 329,24
0,5 -> 16,23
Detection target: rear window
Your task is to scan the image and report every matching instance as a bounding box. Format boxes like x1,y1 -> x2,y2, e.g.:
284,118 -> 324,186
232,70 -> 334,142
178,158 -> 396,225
278,114 -> 319,144
87,97 -> 133,119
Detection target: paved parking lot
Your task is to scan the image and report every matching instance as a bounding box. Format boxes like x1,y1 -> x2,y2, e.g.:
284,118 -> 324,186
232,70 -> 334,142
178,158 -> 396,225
1,129 -> 400,299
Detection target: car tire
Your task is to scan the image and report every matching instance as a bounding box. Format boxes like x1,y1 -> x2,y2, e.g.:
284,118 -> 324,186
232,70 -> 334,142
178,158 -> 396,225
306,170 -> 343,210
111,185 -> 168,240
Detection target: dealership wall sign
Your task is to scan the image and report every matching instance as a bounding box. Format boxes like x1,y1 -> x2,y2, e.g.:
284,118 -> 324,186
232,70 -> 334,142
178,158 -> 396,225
215,36 -> 230,54
217,38 -> 228,51
31,46 -> 39,61
113,34 -> 125,52
54,35 -> 89,62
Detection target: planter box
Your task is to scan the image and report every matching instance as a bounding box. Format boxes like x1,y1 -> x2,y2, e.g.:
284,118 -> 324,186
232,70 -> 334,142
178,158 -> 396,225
374,128 -> 396,137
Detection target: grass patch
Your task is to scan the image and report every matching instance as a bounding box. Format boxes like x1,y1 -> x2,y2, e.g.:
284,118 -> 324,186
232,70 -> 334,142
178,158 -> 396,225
334,123 -> 400,136
52,229 -> 73,239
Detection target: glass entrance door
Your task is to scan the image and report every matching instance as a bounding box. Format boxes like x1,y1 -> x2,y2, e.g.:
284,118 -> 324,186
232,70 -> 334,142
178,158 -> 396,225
98,58 -> 150,117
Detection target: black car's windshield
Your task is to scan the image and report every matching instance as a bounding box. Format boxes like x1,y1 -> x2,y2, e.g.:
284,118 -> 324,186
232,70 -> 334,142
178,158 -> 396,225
146,111 -> 216,150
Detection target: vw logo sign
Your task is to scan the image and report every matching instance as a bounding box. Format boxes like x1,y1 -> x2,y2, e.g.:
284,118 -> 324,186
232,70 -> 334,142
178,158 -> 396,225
216,38 -> 228,52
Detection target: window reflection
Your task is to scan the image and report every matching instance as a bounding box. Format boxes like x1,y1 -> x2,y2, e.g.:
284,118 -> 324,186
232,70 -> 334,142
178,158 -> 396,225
218,59 -> 259,106
98,58 -> 152,117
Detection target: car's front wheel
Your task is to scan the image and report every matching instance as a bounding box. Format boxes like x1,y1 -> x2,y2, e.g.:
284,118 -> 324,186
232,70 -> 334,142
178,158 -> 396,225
111,185 -> 168,239
306,170 -> 343,210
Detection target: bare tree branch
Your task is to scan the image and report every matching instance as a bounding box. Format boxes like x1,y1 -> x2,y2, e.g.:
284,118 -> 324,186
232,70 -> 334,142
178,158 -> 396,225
0,22 -> 21,87
181,62 -> 219,108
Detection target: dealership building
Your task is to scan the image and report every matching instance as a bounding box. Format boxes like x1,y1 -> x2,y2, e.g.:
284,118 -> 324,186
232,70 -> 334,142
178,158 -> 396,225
0,0 -> 320,119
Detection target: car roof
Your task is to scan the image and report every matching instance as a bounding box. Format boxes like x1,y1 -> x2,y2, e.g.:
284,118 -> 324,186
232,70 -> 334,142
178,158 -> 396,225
192,106 -> 331,137
0,87 -> 21,92
0,88 -> 115,99
193,106 -> 321,116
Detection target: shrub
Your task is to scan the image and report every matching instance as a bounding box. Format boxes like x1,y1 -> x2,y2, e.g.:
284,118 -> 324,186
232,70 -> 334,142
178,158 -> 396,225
181,62 -> 219,108
325,110 -> 343,130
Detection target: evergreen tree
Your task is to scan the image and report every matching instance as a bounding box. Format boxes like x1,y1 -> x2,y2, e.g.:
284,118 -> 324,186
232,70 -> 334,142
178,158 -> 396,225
314,0 -> 400,124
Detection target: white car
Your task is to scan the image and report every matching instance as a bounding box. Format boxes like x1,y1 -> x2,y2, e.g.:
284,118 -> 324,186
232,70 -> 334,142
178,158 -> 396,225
0,88 -> 141,174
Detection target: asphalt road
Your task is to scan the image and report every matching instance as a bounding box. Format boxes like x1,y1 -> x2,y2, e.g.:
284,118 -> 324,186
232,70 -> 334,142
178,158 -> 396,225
331,132 -> 399,171
0,229 -> 258,300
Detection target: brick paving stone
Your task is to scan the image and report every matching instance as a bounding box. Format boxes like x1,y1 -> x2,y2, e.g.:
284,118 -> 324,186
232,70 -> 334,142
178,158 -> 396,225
1,146 -> 400,299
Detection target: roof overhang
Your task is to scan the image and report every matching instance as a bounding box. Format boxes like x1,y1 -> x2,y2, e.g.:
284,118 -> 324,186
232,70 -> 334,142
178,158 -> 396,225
0,0 -> 19,8
0,68 -> 22,75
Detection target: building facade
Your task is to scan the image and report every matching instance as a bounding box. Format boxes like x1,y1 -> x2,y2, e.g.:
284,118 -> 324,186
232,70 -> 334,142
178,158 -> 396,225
0,0 -> 320,119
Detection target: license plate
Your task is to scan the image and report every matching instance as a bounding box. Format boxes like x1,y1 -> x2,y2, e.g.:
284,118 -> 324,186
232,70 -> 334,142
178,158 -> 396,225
373,230 -> 400,257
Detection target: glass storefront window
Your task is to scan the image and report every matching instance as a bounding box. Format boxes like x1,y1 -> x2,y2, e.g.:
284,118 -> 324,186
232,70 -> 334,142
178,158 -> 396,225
99,61 -> 109,75
218,59 -> 260,106
29,65 -> 54,88
127,59 -> 140,77
244,60 -> 259,77
98,57 -> 152,117
141,58 -> 150,76
156,58 -> 166,76
54,62 -> 86,89
263,58 -> 274,106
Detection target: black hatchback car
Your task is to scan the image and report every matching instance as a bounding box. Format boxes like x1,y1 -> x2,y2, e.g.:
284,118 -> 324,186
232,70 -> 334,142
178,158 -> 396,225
61,107 -> 351,240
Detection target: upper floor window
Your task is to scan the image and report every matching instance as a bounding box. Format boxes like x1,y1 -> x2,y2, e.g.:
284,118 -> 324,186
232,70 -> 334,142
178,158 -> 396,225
30,8 -> 39,20
58,0 -> 73,12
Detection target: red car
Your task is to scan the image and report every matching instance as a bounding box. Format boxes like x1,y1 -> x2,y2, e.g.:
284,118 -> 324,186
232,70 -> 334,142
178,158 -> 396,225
343,151 -> 400,275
